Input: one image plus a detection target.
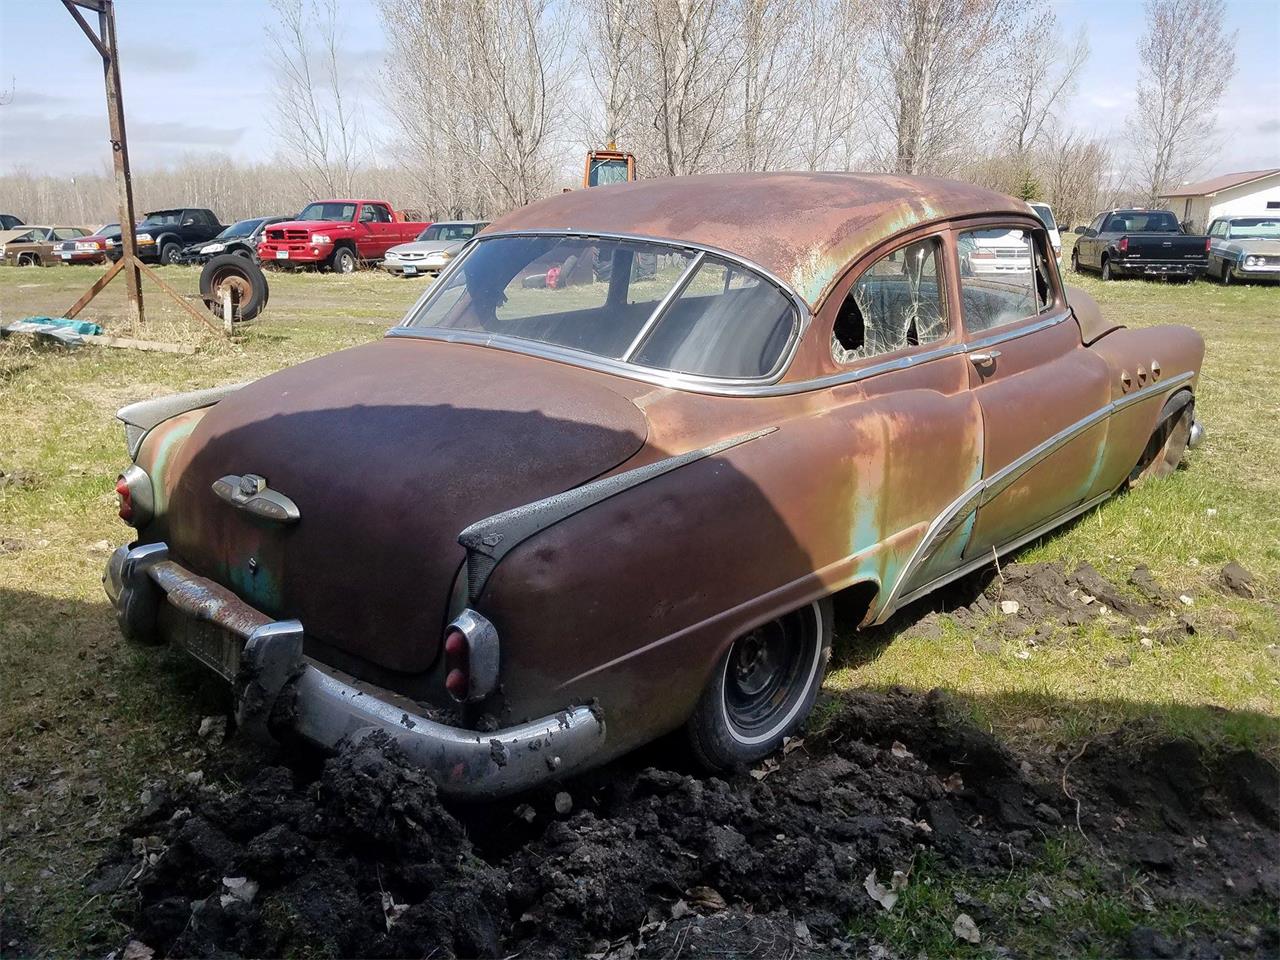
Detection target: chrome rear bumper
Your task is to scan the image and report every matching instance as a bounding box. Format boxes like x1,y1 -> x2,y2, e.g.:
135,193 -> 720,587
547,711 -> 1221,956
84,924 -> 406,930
104,542 -> 606,798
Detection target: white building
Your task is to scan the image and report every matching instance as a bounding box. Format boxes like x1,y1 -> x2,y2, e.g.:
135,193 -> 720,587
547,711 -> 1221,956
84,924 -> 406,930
1159,168 -> 1280,233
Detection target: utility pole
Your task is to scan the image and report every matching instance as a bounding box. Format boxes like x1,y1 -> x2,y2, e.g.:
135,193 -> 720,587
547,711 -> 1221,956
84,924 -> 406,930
56,1 -> 227,340
62,0 -> 144,333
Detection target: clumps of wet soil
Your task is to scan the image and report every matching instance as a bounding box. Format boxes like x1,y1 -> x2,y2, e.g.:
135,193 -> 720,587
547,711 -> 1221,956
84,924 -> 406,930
99,687 -> 1279,959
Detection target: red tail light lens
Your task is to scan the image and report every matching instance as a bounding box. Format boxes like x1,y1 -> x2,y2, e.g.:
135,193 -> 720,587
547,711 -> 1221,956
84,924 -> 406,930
1118,237 -> 1129,253
115,476 -> 134,523
443,628 -> 469,700
114,465 -> 153,528
1204,237 -> 1211,253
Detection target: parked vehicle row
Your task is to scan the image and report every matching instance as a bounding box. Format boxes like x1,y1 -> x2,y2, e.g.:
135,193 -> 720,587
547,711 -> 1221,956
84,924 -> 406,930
0,225 -> 90,266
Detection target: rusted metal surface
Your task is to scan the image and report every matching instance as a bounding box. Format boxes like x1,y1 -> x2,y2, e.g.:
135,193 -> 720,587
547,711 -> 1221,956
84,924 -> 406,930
488,172 -> 1026,309
113,173 -> 1206,781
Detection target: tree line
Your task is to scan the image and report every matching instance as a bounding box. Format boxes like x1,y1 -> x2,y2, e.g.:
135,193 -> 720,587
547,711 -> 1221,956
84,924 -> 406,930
0,0 -> 1235,230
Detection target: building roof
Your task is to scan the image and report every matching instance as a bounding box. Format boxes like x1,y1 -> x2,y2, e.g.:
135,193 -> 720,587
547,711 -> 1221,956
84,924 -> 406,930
1159,168 -> 1280,199
488,172 -> 1029,307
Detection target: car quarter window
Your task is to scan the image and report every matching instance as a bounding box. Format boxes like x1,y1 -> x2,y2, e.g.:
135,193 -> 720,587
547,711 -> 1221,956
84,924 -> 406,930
957,227 -> 1055,334
831,236 -> 948,364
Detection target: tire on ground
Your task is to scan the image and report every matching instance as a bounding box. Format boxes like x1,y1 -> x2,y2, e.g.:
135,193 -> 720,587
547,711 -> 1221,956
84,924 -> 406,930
159,241 -> 181,265
200,253 -> 270,323
331,246 -> 356,274
686,596 -> 834,772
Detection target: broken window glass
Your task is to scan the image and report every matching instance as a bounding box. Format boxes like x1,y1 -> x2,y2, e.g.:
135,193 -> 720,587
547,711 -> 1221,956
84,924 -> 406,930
832,237 -> 948,363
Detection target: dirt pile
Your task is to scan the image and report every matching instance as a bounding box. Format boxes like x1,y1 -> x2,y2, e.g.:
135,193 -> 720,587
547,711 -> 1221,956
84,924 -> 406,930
98,686 -> 1278,959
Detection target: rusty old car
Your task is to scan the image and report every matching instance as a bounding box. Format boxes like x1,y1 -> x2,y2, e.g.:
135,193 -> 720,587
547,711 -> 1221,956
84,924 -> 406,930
104,173 -> 1205,797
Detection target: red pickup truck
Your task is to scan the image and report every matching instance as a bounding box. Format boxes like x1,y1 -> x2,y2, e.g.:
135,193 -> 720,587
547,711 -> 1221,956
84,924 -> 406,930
258,199 -> 431,273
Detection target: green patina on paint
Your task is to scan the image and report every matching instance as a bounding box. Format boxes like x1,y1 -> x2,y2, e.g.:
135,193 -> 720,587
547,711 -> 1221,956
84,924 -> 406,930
142,413 -> 201,517
789,198 -> 945,306
226,552 -> 284,615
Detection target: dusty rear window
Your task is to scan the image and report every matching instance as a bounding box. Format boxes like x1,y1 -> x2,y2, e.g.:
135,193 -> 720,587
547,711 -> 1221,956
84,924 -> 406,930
408,234 -> 799,380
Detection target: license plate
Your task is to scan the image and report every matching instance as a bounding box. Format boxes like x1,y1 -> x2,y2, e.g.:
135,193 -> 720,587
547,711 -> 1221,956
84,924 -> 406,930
403,266 -> 417,276
61,252 -> 72,259
276,249 -> 289,259
180,620 -> 243,681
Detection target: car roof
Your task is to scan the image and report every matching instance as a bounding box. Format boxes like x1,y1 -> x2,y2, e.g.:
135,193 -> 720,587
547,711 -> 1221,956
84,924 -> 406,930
487,172 -> 1029,307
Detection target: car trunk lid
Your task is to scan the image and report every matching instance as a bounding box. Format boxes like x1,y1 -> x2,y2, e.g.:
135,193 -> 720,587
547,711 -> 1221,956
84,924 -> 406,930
162,337 -> 648,675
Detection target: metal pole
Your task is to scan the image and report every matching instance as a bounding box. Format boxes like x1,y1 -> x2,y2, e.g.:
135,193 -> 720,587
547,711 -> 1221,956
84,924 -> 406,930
96,0 -> 144,333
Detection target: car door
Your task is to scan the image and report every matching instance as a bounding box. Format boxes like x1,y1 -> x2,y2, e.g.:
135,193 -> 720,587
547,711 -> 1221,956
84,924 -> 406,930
954,221 -> 1114,561
359,203 -> 396,257
820,229 -> 987,604
1078,214 -> 1104,268
1207,219 -> 1228,277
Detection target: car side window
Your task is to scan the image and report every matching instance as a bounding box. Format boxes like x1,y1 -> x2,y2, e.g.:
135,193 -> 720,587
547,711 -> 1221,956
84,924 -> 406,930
958,227 -> 1053,334
362,204 -> 392,223
832,236 -> 948,363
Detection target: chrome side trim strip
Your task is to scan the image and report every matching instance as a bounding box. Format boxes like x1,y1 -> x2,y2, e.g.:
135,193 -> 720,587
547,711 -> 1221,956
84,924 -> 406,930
875,370 -> 1194,620
621,250 -> 705,361
890,489 -> 1114,612
458,427 -> 777,602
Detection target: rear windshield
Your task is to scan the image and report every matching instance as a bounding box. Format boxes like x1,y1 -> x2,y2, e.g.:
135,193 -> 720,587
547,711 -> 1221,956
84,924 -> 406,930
297,202 -> 357,222
1105,211 -> 1180,233
407,234 -> 799,380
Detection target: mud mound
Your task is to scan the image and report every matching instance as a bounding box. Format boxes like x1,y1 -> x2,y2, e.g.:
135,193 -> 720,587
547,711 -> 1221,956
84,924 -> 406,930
98,688 -> 1278,958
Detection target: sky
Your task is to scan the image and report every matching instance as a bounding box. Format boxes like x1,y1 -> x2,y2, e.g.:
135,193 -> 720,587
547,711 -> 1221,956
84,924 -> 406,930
0,0 -> 1276,182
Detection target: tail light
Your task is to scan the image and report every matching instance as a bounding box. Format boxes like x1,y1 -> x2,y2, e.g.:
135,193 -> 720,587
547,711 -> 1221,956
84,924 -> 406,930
115,464 -> 154,528
1204,237 -> 1211,253
1118,237 -> 1129,254
442,610 -> 500,702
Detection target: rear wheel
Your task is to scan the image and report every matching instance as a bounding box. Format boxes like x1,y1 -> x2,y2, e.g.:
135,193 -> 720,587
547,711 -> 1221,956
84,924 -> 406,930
1220,262 -> 1233,285
1101,257 -> 1113,281
1070,247 -> 1081,273
331,246 -> 356,274
686,597 -> 833,771
1130,392 -> 1194,486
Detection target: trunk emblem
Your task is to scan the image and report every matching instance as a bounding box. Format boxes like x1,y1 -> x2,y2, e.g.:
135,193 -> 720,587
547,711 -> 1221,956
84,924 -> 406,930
212,473 -> 300,524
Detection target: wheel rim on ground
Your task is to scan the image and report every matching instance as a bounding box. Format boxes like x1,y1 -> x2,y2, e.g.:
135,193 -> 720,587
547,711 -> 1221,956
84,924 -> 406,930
721,604 -> 821,744
209,267 -> 254,320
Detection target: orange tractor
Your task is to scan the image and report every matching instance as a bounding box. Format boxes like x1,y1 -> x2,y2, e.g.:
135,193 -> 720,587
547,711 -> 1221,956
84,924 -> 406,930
583,145 -> 637,188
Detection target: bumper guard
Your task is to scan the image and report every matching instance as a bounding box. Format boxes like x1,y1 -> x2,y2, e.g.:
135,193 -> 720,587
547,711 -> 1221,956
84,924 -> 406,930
104,542 -> 606,798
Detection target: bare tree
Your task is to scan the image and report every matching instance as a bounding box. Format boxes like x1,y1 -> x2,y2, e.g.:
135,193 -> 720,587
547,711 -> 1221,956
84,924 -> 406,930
379,0 -> 570,217
734,0 -> 801,171
866,0 -> 1031,176
266,0 -> 367,197
1127,0 -> 1236,204
1005,16 -> 1089,154
792,0 -> 868,171
581,0 -> 638,146
629,0 -> 742,176
1039,125 -> 1113,228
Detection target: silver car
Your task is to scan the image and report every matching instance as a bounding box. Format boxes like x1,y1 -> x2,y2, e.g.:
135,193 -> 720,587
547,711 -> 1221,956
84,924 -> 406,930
1207,215 -> 1280,284
381,220 -> 488,277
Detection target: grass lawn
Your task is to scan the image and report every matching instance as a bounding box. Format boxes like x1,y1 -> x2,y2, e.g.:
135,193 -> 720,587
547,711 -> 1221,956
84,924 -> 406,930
1,249 -> 1277,955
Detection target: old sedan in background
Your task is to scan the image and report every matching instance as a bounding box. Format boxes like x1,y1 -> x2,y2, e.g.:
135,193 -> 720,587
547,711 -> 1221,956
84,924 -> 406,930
103,174 -> 1204,797
381,220 -> 489,276
1207,215 -> 1280,284
1,225 -> 89,266
57,223 -> 120,265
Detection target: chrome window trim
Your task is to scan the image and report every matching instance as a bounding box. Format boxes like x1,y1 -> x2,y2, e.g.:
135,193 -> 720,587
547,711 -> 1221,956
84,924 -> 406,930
875,370 -> 1194,620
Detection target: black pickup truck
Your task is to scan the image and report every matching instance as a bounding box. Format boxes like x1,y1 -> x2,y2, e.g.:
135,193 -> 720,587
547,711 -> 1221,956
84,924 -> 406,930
1071,208 -> 1209,281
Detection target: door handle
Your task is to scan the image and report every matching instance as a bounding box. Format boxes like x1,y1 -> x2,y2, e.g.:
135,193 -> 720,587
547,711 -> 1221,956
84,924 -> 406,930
968,349 -> 1002,366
